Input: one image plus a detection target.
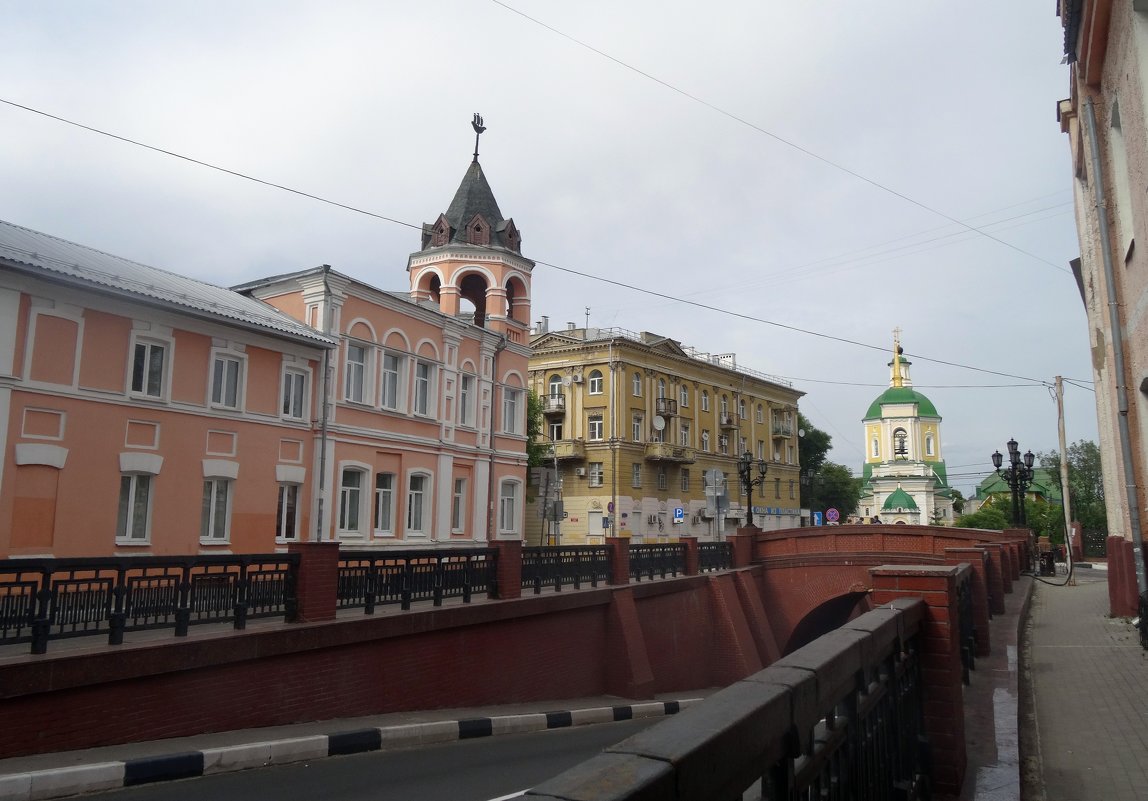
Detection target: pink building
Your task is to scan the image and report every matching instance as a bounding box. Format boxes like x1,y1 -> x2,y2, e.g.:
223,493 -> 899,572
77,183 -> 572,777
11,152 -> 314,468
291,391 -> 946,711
0,155 -> 532,557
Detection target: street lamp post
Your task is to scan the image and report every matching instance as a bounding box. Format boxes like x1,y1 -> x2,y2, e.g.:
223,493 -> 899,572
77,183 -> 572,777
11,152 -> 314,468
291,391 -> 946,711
737,451 -> 768,529
991,438 -> 1035,527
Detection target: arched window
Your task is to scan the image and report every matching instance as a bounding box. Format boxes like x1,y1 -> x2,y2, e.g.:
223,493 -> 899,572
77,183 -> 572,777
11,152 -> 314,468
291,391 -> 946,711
632,372 -> 642,396
701,391 -> 710,412
893,428 -> 908,460
588,369 -> 604,394
925,433 -> 935,457
657,379 -> 666,399
871,437 -> 880,458
548,374 -> 562,398
720,395 -> 729,418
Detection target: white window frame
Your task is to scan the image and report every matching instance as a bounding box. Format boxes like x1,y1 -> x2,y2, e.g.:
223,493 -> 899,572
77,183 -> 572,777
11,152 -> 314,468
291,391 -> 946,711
276,483 -> 300,541
380,352 -> 405,411
632,413 -> 643,442
201,478 -> 233,543
632,372 -> 642,396
681,468 -> 690,492
679,385 -> 689,408
680,422 -> 691,447
701,430 -> 710,452
588,462 -> 604,487
210,350 -> 245,411
701,391 -> 710,412
116,473 -> 154,545
925,433 -> 935,457
459,373 -> 475,426
498,479 -> 522,536
872,437 -> 880,458
738,399 -> 746,419
281,366 -> 309,421
631,463 -> 642,488
338,467 -> 367,537
657,468 -> 668,491
344,341 -> 371,404
721,395 -> 729,418
588,369 -> 604,395
588,414 -> 604,441
502,387 -> 523,434
657,379 -> 666,399
406,472 -> 431,536
128,335 -> 171,401
451,477 -> 467,533
756,405 -> 764,424
549,374 -> 563,397
413,360 -> 435,417
374,472 -> 396,536
548,420 -> 563,441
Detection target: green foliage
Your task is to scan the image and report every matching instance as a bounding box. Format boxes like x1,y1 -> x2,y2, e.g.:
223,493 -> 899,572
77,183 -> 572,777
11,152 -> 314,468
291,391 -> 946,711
797,412 -> 831,476
956,504 -> 1009,530
950,488 -> 966,515
808,462 -> 861,517
1037,441 -> 1107,540
525,390 -> 547,468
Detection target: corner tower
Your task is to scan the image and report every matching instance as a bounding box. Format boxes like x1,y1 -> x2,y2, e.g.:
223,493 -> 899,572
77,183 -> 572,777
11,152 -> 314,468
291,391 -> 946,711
858,330 -> 954,525
407,115 -> 534,345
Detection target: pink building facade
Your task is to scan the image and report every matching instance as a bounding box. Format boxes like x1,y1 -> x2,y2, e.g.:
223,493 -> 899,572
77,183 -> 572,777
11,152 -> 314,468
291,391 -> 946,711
0,156 -> 532,557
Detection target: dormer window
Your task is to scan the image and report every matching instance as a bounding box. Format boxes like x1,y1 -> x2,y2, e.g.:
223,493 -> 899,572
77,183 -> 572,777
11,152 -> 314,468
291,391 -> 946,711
466,215 -> 490,246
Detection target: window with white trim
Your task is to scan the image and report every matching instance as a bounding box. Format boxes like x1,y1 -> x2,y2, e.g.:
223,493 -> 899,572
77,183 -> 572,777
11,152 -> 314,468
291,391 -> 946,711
498,480 -> 520,535
925,433 -> 935,457
211,352 -> 244,410
721,395 -> 729,418
451,477 -> 467,532
739,436 -> 747,456
345,343 -> 369,403
657,379 -> 666,399
548,420 -> 563,440
201,478 -> 232,542
406,473 -> 429,534
588,462 -> 604,487
459,373 -> 475,426
680,468 -> 690,492
872,437 -> 880,458
339,468 -> 365,535
130,338 -> 168,399
701,430 -> 710,452
756,404 -> 764,424
374,473 -> 395,535
757,440 -> 765,460
276,483 -> 300,540
631,463 -> 642,488
680,422 -> 691,447
502,387 -> 523,434
738,399 -> 746,419
381,352 -> 404,410
679,385 -> 689,407
632,372 -> 642,396
548,374 -> 563,397
657,468 -> 667,491
588,414 -> 604,441
588,369 -> 604,395
632,413 -> 643,442
701,391 -> 710,412
282,368 -> 308,421
116,474 -> 153,543
413,360 -> 434,416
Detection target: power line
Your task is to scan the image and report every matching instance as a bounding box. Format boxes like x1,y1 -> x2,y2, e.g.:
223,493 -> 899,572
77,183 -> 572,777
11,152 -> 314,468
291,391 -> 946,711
488,0 -> 1072,276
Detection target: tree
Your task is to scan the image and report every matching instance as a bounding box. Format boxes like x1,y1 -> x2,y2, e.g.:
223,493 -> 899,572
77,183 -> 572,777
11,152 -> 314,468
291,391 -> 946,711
812,462 -> 861,517
797,412 -> 831,476
1037,440 -> 1107,540
525,390 -> 547,469
950,488 -> 966,515
956,504 -> 1009,531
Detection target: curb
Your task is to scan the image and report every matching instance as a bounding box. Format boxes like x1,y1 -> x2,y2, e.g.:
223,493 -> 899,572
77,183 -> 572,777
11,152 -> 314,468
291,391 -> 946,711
0,699 -> 700,801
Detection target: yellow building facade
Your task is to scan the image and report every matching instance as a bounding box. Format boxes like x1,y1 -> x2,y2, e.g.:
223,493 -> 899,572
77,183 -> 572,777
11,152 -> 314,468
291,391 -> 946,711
526,326 -> 805,544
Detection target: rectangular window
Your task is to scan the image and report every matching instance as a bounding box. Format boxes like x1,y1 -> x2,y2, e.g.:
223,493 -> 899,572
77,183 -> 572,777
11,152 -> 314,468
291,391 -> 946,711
789,480 -> 795,500
774,477 -> 781,499
374,473 -> 394,535
201,479 -> 232,542
339,469 -> 363,534
631,463 -> 642,488
680,468 -> 690,492
632,414 -> 643,442
131,340 -> 166,398
116,474 -> 152,542
499,481 -> 519,533
282,368 -> 307,420
407,474 -> 427,533
787,444 -> 795,464
657,469 -> 668,491
680,423 -> 691,447
679,386 -> 689,407
757,440 -> 765,460
451,477 -> 466,532
277,483 -> 299,540
588,414 -> 604,441
756,406 -> 764,424
701,430 -> 710,452
632,373 -> 642,396
413,361 -> 433,416
459,374 -> 474,426
589,462 -> 604,487
211,354 -> 242,409
381,353 -> 402,410
719,436 -> 729,455
502,388 -> 522,434
345,343 -> 367,403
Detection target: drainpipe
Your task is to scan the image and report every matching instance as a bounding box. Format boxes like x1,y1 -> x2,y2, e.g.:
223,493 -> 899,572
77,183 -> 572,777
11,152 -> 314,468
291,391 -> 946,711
1084,97 -> 1147,595
314,265 -> 333,542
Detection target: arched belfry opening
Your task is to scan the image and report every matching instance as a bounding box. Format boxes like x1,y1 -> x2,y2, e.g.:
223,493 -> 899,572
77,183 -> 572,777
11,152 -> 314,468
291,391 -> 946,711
407,115 -> 535,341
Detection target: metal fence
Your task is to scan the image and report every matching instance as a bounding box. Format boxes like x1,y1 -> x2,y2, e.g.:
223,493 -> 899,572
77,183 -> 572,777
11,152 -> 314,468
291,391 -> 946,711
698,542 -> 733,572
337,549 -> 496,612
521,546 -> 609,593
0,554 -> 298,654
629,543 -> 686,581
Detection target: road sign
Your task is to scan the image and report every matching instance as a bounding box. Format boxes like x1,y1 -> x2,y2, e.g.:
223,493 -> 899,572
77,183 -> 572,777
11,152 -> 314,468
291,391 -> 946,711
813,511 -> 823,526
607,501 -> 615,513
826,508 -> 840,523
673,507 -> 685,524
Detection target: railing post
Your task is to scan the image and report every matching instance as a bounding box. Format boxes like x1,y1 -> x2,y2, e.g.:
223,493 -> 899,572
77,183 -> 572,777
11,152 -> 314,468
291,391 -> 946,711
944,548 -> 992,657
108,564 -> 127,646
462,557 -> 473,604
30,568 -> 52,655
233,561 -> 250,630
978,543 -> 1007,616
726,531 -> 754,568
869,564 -> 969,797
286,541 -> 340,622
680,536 -> 699,575
490,540 -> 522,599
401,562 -> 413,611
175,563 -> 192,635
606,537 -> 630,585
433,557 -> 444,607
364,560 -> 378,615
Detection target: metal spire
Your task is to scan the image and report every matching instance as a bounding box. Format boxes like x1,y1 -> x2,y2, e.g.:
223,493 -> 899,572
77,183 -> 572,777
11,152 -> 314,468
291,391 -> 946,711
471,113 -> 486,163
892,327 -> 904,388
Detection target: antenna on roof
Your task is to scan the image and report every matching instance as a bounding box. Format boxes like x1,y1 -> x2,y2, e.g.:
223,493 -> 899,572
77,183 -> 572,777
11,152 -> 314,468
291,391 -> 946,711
471,113 -> 486,163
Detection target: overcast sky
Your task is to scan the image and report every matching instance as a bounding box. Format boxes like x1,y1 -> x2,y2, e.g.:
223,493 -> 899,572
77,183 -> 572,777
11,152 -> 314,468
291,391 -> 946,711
1,1 -> 1088,497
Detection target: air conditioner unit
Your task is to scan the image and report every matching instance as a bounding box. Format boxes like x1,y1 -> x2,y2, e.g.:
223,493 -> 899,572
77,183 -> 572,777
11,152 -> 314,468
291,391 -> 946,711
571,374 -> 584,384
574,467 -> 587,477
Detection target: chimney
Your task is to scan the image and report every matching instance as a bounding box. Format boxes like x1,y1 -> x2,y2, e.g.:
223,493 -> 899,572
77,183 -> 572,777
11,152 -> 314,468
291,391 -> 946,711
540,316 -> 549,334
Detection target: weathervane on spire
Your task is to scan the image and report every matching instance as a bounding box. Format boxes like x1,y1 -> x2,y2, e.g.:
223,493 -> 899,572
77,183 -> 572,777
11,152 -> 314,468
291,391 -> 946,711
471,113 -> 486,163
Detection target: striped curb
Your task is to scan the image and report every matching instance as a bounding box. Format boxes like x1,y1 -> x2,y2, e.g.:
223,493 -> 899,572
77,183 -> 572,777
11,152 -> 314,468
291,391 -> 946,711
0,699 -> 700,801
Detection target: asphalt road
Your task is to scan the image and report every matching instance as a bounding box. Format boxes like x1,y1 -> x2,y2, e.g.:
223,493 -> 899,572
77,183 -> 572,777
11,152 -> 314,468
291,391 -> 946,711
83,718 -> 660,801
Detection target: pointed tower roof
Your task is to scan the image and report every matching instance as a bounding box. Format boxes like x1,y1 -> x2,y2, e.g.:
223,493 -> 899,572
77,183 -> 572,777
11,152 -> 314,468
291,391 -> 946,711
418,159 -> 523,254
445,161 -> 505,235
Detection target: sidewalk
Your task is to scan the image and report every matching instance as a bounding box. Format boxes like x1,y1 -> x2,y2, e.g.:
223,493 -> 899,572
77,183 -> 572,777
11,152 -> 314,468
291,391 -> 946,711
1023,564 -> 1148,801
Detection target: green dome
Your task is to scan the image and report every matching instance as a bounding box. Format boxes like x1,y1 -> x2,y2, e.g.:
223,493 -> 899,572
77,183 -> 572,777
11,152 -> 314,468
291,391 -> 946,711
864,386 -> 939,420
882,487 -> 919,511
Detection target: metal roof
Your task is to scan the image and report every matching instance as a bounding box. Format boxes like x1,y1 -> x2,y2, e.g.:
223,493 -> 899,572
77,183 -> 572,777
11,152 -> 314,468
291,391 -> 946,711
0,219 -> 336,347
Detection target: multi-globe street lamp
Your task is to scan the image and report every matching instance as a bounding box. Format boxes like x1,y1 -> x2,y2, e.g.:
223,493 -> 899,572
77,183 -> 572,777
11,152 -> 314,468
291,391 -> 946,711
737,451 -> 769,528
991,438 -> 1035,527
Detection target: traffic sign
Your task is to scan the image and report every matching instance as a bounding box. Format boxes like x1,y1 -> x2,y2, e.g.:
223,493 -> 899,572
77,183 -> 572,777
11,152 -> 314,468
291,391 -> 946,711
813,511 -> 823,526
826,508 -> 840,523
673,507 -> 685,524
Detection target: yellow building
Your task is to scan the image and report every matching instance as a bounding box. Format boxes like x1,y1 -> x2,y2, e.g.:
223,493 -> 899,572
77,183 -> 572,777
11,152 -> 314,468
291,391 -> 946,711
526,325 -> 805,544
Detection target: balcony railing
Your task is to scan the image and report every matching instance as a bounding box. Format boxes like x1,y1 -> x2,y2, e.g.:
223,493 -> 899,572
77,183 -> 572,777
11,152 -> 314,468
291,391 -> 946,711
655,398 -> 678,417
522,546 -> 609,593
543,394 -> 566,415
771,421 -> 793,437
719,414 -> 739,430
337,549 -> 496,612
549,439 -> 586,461
629,543 -> 686,581
643,442 -> 696,463
0,554 -> 298,654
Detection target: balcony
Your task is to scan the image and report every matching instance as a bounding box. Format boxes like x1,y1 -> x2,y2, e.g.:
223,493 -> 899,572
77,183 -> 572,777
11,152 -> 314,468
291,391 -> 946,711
548,439 -> 586,461
719,414 -> 739,430
655,398 -> 679,417
644,442 -> 696,463
543,394 -> 566,415
772,421 -> 793,438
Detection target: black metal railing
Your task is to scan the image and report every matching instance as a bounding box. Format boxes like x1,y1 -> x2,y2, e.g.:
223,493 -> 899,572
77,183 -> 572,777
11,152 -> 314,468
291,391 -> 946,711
337,549 -> 497,612
0,554 -> 298,655
521,546 -> 609,593
530,599 -> 930,801
629,543 -> 685,581
698,542 -> 732,572
956,571 -> 975,684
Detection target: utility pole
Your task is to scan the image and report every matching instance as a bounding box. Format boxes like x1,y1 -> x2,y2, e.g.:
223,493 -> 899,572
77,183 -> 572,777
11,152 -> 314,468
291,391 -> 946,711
1055,377 -> 1076,584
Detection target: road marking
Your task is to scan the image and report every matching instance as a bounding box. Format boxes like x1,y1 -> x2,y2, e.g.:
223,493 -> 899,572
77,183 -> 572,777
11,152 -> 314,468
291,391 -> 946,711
485,791 -> 527,800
